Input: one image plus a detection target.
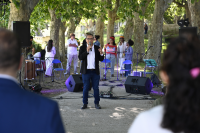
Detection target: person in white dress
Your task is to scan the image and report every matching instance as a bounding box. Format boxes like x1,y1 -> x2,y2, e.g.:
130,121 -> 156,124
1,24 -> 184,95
45,40 -> 56,76
117,36 -> 126,76
128,36 -> 200,133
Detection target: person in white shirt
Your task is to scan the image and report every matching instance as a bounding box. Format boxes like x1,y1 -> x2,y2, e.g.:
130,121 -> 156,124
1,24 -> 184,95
78,32 -> 104,109
45,39 -> 56,76
128,35 -> 200,133
65,33 -> 78,75
117,36 -> 126,76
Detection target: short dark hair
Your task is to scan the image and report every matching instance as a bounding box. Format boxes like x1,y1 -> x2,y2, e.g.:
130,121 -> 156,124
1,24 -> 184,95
128,39 -> 134,46
95,35 -> 100,40
0,28 -> 21,70
86,32 -> 94,38
30,36 -> 33,39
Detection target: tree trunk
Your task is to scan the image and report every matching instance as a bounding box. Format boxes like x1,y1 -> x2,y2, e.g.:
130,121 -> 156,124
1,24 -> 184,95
59,21 -> 67,62
66,17 -> 81,38
95,16 -> 105,48
147,0 -> 173,65
106,0 -> 120,43
8,0 -> 40,29
107,11 -> 116,43
185,2 -> 192,27
123,17 -> 134,42
48,9 -> 61,60
188,0 -> 200,35
8,0 -> 40,85
133,13 -> 145,63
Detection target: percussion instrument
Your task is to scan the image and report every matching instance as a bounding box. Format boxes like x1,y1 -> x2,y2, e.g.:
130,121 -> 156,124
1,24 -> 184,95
24,60 -> 35,80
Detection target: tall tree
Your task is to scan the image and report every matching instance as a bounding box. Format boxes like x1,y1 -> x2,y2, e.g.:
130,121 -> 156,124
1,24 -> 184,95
106,0 -> 120,42
48,9 -> 61,60
173,0 -> 191,26
123,17 -> 134,41
8,0 -> 40,29
8,0 -> 40,84
133,0 -> 152,62
59,21 -> 67,62
95,0 -> 106,48
66,17 -> 82,38
188,0 -> 200,35
147,0 -> 173,65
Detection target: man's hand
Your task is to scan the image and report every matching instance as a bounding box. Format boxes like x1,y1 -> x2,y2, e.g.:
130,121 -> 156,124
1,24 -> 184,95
87,45 -> 92,52
98,47 -> 103,55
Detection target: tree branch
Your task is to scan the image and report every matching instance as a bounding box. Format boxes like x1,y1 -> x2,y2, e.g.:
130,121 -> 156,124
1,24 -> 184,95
113,0 -> 120,12
173,0 -> 185,7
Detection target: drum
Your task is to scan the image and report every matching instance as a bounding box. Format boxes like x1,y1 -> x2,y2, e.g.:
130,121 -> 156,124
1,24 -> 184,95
24,60 -> 35,80
132,71 -> 144,77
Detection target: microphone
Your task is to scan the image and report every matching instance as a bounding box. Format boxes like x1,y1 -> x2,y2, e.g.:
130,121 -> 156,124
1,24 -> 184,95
89,42 -> 92,51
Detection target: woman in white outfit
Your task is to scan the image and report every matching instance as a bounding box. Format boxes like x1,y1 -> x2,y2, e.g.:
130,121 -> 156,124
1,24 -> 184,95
117,36 -> 126,76
45,40 -> 56,76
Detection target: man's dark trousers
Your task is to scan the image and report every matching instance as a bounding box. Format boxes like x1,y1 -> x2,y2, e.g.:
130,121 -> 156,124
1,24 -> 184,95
82,70 -> 100,104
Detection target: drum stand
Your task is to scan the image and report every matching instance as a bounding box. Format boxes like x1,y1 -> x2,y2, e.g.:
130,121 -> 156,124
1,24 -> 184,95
19,69 -> 25,90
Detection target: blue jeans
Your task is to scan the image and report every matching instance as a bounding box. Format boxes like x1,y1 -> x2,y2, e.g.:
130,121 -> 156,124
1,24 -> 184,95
125,64 -> 131,76
105,54 -> 116,75
82,70 -> 100,104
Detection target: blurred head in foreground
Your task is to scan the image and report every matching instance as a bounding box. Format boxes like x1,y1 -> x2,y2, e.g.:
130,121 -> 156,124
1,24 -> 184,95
160,34 -> 200,133
0,28 -> 21,77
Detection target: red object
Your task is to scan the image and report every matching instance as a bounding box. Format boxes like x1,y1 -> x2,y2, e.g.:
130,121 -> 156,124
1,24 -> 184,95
105,44 -> 117,56
110,37 -> 115,41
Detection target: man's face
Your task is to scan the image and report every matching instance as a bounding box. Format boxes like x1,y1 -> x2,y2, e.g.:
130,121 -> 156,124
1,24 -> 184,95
86,35 -> 94,45
71,35 -> 75,40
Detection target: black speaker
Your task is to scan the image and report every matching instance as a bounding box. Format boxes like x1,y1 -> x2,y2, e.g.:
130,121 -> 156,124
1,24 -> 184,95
65,74 -> 91,92
179,27 -> 197,37
124,76 -> 153,95
12,21 -> 30,48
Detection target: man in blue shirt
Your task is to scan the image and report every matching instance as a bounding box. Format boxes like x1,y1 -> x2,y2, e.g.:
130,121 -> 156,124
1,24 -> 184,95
94,35 -> 100,47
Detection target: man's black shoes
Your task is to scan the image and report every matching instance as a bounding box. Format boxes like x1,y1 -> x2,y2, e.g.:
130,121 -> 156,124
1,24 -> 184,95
81,104 -> 87,109
95,104 -> 101,109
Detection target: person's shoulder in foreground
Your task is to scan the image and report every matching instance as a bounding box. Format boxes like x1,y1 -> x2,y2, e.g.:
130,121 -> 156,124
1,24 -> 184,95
0,79 -> 65,133
128,105 -> 172,133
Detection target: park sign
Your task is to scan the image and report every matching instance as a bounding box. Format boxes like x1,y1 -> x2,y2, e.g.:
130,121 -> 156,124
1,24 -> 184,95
0,0 -> 11,16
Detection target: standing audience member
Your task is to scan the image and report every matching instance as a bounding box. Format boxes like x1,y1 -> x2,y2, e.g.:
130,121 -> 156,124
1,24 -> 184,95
125,39 -> 134,77
0,28 -> 65,133
104,36 -> 117,77
45,40 -> 56,76
94,35 -> 100,47
118,36 -> 126,76
128,35 -> 200,133
65,33 -> 78,75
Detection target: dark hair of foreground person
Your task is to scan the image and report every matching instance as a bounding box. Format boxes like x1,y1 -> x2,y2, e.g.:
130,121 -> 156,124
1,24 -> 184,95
161,35 -> 200,133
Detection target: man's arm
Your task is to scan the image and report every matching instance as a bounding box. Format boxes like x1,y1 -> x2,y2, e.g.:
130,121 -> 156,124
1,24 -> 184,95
98,47 -> 104,61
78,46 -> 88,60
68,44 -> 78,47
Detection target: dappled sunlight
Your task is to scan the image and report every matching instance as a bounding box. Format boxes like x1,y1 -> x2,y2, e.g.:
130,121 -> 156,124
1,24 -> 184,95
129,107 -> 144,114
109,106 -> 145,120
